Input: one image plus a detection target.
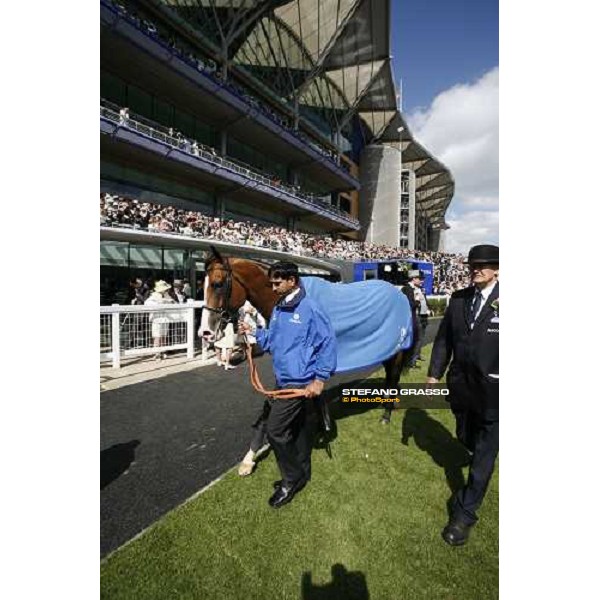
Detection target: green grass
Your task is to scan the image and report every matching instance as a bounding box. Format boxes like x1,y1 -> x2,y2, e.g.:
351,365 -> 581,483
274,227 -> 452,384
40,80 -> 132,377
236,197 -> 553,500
101,344 -> 498,600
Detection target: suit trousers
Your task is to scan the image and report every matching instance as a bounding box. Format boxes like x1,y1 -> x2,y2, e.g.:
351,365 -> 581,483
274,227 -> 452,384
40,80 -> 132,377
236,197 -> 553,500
267,393 -> 315,488
411,315 -> 428,362
451,406 -> 499,525
250,396 -> 329,452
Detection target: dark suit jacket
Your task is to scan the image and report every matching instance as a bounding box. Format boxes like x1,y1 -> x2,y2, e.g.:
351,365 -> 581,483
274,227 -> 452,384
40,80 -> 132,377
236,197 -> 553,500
428,282 -> 499,411
401,284 -> 420,344
401,284 -> 419,314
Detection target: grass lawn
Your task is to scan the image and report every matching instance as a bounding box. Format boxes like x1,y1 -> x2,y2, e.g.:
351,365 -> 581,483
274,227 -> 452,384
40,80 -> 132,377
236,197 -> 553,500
101,344 -> 498,600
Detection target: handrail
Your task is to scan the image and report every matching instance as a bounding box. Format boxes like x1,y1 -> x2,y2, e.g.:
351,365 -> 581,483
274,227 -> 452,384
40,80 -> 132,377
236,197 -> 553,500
101,104 -> 359,227
100,301 -> 204,314
101,0 -> 354,176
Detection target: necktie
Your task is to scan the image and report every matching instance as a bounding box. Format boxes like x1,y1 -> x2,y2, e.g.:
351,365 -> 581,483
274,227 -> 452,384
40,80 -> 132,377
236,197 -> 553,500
470,290 -> 483,328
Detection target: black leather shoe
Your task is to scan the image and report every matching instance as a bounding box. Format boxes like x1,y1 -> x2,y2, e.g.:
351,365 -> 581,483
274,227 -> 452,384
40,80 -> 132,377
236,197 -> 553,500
273,477 -> 308,491
441,519 -> 473,546
268,485 -> 297,508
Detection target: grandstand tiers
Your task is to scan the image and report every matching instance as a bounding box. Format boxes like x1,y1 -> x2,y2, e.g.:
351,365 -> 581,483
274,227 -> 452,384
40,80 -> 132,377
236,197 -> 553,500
100,0 -> 455,300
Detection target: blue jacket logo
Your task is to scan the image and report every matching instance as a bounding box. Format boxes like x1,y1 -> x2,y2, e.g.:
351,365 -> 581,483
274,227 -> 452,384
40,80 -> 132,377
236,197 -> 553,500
290,313 -> 302,324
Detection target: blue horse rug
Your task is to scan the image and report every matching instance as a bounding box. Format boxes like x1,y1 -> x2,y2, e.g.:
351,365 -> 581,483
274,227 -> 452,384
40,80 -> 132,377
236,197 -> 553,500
302,277 -> 413,374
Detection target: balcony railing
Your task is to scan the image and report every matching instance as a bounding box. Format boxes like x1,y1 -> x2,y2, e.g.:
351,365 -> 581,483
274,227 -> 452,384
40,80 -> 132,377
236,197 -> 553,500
101,103 -> 359,228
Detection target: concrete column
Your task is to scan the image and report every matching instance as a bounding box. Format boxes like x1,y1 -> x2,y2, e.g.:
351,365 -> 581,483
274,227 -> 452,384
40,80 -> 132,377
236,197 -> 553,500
408,170 -> 416,251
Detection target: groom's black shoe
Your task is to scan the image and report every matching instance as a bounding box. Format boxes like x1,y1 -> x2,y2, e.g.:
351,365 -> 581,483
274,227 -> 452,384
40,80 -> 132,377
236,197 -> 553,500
441,519 -> 473,546
269,478 -> 308,508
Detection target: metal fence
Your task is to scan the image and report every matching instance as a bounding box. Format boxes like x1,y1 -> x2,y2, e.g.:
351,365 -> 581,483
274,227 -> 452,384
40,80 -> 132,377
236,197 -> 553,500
100,301 -> 206,368
100,103 -> 359,228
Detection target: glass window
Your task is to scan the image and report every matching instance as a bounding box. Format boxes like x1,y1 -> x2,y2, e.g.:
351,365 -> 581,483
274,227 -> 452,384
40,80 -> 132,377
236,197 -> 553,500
101,71 -> 126,106
163,248 -> 185,270
363,269 -> 376,281
129,244 -> 163,269
194,121 -> 214,147
128,85 -> 152,117
154,98 -> 173,128
100,241 -> 128,267
174,109 -> 195,139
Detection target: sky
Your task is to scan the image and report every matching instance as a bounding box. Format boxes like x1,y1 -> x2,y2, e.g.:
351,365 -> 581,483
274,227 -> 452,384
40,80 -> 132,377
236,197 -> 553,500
391,1 -> 499,254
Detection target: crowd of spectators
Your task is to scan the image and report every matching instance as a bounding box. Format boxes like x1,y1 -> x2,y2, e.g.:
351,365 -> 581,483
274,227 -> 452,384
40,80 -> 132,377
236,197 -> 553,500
103,99 -> 354,224
104,0 -> 348,171
101,194 -> 471,293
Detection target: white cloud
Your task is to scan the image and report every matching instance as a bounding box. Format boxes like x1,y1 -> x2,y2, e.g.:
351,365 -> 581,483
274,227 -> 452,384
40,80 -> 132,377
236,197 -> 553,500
445,210 -> 499,255
407,67 -> 499,253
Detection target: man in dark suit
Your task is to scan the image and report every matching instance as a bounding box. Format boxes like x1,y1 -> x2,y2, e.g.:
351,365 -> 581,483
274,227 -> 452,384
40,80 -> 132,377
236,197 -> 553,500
401,270 -> 422,369
427,244 -> 499,546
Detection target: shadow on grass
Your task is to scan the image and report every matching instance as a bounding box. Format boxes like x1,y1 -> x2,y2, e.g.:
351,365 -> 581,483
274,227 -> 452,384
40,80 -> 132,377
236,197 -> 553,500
101,440 -> 140,489
319,376 -> 446,432
401,408 -> 469,495
312,378 -> 381,455
301,564 -> 369,600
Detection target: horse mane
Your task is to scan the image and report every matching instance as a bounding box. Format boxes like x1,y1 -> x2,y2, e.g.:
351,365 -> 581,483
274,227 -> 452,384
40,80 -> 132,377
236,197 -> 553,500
205,247 -> 269,276
232,257 -> 270,274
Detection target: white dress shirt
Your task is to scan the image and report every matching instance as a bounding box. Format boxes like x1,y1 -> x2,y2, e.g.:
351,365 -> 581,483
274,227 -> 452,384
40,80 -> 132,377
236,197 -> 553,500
472,280 -> 497,322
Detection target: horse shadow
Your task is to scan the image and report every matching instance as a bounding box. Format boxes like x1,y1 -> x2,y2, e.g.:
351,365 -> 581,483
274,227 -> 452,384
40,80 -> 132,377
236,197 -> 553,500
316,375 -> 406,435
400,408 -> 469,495
301,564 -> 369,600
101,440 -> 140,489
323,377 -> 385,419
312,378 -> 380,453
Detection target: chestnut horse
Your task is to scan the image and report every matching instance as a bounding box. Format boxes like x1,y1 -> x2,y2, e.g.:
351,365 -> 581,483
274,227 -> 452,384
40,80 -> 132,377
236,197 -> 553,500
200,247 -> 412,424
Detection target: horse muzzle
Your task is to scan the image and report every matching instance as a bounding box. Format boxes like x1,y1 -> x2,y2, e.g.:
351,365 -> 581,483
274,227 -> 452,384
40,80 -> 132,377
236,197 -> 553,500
201,330 -> 216,342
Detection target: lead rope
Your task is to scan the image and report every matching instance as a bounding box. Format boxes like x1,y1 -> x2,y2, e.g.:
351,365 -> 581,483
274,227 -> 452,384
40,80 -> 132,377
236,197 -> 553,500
242,334 -> 306,399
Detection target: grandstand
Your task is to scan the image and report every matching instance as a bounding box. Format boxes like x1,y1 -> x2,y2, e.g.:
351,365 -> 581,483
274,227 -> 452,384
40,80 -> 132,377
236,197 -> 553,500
100,0 -> 454,300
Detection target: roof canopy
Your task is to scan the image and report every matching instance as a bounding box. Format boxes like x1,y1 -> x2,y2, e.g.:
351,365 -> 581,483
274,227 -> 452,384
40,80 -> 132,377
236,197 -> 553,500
160,0 -> 453,222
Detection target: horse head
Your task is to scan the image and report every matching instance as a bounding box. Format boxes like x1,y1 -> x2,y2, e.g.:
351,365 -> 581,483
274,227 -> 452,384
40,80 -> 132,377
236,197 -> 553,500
199,246 -> 250,342
200,247 -> 277,342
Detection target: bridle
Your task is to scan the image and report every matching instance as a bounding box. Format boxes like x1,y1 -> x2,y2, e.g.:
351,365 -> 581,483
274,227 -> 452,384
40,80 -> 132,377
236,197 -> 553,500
205,257 -> 253,325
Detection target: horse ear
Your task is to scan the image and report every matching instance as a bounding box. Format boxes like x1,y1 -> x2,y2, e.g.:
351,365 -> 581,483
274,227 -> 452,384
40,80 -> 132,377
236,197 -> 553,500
209,245 -> 223,263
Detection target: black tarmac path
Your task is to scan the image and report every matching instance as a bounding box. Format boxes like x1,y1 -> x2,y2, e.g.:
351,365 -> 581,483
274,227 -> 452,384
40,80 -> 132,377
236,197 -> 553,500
100,319 -> 441,557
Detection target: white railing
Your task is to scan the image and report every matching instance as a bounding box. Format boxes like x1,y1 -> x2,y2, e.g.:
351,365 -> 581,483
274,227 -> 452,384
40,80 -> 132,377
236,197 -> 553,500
100,300 -> 206,368
428,294 -> 451,304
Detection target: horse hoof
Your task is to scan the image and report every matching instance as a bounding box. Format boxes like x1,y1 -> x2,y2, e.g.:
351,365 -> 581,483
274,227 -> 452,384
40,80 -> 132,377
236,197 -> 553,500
380,417 -> 390,425
238,460 -> 256,476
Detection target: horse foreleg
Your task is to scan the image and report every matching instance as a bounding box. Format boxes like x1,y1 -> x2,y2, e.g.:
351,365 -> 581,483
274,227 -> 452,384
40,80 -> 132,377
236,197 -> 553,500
238,399 -> 271,476
381,351 -> 406,424
238,449 -> 257,476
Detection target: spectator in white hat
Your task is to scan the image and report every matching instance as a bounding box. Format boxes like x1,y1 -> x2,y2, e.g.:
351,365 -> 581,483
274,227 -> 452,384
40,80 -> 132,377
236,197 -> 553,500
145,280 -> 176,360
214,318 -> 237,370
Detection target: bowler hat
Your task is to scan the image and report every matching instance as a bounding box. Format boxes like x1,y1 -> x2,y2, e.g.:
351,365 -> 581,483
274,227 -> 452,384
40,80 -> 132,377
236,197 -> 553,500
467,244 -> 499,265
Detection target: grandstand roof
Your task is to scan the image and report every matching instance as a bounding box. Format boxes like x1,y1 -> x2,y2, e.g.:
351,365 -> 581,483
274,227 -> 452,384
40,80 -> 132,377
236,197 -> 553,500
158,0 -> 453,225
377,112 -> 454,228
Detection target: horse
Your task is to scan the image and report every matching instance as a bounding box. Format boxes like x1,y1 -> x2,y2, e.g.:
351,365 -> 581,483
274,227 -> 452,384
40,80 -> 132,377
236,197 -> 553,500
199,246 -> 415,427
